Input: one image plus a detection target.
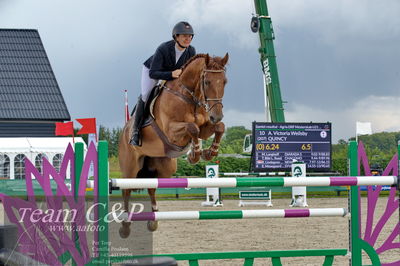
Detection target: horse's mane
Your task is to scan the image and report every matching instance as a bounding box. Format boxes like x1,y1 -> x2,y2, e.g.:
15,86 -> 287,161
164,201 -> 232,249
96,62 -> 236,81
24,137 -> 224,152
181,53 -> 226,70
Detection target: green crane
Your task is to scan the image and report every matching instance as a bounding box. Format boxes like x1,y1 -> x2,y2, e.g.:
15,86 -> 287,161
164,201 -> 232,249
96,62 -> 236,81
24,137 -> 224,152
243,0 -> 285,153
252,0 -> 285,122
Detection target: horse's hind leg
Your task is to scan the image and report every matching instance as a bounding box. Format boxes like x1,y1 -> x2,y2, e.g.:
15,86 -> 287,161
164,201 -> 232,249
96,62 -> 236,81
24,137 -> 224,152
147,188 -> 158,231
119,189 -> 132,238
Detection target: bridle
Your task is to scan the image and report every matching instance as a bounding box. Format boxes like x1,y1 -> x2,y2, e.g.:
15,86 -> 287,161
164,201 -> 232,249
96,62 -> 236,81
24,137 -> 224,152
199,68 -> 225,112
163,67 -> 225,114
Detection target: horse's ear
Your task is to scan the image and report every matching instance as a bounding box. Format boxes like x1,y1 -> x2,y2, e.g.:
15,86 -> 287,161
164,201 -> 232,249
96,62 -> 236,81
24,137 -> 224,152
205,54 -> 210,66
221,53 -> 229,66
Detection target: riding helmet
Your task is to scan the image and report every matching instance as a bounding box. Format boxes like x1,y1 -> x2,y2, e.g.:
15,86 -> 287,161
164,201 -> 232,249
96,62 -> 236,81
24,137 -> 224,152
172,21 -> 194,39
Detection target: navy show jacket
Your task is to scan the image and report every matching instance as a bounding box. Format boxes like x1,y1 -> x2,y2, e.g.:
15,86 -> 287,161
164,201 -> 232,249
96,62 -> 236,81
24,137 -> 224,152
144,40 -> 196,80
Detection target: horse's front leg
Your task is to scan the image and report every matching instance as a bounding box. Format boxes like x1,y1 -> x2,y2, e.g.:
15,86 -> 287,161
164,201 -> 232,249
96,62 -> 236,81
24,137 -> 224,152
119,189 -> 132,238
187,135 -> 202,164
199,121 -> 225,161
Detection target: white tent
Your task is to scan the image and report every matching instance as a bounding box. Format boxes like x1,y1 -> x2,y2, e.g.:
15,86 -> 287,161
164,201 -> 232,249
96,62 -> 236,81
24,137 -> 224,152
0,137 -> 86,179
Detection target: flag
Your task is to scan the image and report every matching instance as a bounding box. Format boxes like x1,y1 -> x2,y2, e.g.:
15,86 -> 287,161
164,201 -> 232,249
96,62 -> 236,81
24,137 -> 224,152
76,118 -> 96,135
356,122 -> 372,136
55,121 -> 74,136
125,90 -> 130,123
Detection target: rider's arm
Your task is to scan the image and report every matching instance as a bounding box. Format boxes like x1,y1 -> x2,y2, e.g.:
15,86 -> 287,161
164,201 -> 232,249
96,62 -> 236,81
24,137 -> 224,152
189,46 -> 196,58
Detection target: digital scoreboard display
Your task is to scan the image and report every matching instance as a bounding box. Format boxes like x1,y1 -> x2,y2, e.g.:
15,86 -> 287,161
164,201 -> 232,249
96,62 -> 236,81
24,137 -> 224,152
251,122 -> 332,171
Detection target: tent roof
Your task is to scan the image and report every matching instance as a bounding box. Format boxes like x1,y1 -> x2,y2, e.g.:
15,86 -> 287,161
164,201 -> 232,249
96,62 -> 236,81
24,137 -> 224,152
0,137 -> 86,153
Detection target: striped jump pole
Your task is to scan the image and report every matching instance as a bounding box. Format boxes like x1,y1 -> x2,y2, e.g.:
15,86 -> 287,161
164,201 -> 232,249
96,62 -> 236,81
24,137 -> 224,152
87,176 -> 398,190
119,208 -> 347,221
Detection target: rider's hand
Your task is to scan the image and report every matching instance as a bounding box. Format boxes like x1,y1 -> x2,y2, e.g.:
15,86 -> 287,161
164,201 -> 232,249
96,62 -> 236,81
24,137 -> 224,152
172,69 -> 182,78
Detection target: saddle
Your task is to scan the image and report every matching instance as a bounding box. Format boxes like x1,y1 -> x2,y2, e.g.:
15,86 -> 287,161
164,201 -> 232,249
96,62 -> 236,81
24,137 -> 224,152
131,82 -> 190,158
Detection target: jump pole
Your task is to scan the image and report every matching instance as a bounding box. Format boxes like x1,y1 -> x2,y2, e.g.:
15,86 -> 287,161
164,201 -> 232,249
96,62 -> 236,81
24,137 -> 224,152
119,208 -> 347,221
87,176 -> 397,190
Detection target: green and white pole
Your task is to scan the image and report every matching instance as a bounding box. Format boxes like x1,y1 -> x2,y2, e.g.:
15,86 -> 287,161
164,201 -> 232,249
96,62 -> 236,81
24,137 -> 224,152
91,176 -> 397,190
348,140 -> 361,265
348,141 -> 382,265
97,141 -> 109,264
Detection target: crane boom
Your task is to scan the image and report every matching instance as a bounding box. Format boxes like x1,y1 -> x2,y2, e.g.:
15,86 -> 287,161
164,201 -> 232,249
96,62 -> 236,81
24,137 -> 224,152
252,0 -> 285,122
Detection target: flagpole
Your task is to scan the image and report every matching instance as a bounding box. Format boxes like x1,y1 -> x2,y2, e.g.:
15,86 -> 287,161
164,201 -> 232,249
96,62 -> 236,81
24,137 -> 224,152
125,90 -> 130,123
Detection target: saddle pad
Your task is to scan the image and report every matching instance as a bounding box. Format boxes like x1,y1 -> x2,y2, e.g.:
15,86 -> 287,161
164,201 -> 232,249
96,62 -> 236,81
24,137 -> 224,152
142,83 -> 164,127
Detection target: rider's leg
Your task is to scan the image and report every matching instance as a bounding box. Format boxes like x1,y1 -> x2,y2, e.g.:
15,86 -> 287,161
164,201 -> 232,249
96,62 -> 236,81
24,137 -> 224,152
141,65 -> 157,103
129,66 -> 157,146
129,96 -> 146,146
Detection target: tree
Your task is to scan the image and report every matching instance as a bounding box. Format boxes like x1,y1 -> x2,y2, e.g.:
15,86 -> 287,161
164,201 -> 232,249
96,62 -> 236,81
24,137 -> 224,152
219,126 -> 251,154
99,125 -> 122,157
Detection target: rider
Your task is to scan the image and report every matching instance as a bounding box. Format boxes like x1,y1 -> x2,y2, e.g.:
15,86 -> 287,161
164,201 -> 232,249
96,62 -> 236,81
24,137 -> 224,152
130,21 -> 196,146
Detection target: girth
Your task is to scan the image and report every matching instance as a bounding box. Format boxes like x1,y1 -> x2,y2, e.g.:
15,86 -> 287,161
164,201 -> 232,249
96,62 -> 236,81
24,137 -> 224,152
150,120 -> 190,158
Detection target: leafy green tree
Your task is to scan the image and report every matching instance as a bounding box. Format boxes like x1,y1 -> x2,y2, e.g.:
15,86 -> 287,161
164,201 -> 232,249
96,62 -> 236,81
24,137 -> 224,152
332,132 -> 399,175
219,126 -> 251,154
99,125 -> 122,157
332,143 -> 348,175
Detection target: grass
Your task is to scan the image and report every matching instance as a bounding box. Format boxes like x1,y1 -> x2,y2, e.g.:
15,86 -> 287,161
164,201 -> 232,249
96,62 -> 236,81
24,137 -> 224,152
109,156 -> 120,172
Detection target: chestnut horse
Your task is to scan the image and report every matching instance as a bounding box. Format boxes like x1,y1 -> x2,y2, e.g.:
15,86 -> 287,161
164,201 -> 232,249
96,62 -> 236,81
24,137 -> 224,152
118,53 -> 229,238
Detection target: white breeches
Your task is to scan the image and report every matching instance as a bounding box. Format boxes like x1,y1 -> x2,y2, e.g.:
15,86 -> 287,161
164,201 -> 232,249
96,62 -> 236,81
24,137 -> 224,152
141,65 -> 158,102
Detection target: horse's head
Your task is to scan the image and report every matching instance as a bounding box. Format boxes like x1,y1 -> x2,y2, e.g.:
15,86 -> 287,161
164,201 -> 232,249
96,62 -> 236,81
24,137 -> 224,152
179,53 -> 229,124
201,53 -> 229,124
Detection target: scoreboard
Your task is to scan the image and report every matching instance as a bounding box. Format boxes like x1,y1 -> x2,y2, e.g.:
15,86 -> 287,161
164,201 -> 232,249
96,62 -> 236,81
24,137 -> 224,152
251,122 -> 332,171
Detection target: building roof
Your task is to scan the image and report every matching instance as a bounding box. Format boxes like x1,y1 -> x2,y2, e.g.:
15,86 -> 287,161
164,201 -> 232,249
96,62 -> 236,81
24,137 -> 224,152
0,29 -> 70,121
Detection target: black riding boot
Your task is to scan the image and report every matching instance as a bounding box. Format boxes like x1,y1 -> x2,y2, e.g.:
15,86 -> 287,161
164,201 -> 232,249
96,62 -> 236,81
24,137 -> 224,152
129,97 -> 146,146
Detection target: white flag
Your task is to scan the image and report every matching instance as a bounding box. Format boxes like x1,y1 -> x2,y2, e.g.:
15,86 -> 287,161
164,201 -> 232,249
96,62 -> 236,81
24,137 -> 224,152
356,122 -> 372,136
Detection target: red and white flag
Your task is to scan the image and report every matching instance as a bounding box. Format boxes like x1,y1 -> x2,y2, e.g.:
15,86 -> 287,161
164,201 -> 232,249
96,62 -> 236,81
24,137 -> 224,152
55,121 -> 74,136
125,90 -> 130,123
76,118 -> 96,135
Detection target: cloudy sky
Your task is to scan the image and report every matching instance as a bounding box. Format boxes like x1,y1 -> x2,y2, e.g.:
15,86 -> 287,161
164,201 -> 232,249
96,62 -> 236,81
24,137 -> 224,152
1,0 -> 399,143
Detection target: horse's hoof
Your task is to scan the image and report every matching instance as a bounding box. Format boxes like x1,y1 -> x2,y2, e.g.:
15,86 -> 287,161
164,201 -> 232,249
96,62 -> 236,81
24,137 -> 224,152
147,221 -> 158,232
187,152 -> 200,164
201,149 -> 215,161
119,221 -> 131,238
119,226 -> 131,238
201,150 -> 210,160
